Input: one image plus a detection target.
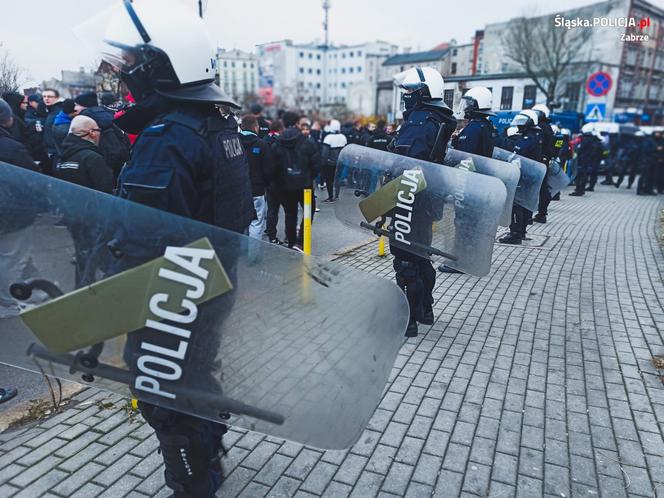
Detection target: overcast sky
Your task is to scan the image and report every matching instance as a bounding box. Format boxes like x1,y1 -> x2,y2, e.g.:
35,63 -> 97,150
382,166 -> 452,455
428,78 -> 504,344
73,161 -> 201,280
2,0 -> 662,86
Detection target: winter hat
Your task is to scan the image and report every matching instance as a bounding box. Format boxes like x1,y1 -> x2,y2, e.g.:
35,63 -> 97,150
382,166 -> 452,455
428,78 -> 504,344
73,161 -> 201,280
250,103 -> 263,114
100,92 -> 117,107
74,92 -> 98,109
27,94 -> 41,103
62,99 -> 76,114
0,99 -> 13,125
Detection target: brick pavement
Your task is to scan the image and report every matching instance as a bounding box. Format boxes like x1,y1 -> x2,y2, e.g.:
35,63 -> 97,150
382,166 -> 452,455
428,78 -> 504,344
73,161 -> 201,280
0,185 -> 663,498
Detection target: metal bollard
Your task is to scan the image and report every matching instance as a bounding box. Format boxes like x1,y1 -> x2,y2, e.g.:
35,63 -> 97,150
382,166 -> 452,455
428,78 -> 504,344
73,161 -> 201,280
303,189 -> 312,256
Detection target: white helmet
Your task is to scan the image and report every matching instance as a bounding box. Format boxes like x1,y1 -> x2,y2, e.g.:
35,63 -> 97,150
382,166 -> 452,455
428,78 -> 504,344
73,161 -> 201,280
560,128 -> 571,136
75,0 -> 238,106
550,124 -> 560,134
506,126 -> 519,137
395,67 -> 448,109
458,87 -> 495,117
532,103 -> 550,119
581,123 -> 595,134
328,119 -> 341,133
511,109 -> 539,128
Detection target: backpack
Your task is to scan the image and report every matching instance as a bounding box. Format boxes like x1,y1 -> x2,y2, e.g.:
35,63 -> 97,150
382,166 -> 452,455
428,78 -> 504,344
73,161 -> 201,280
99,124 -> 131,178
276,145 -> 310,191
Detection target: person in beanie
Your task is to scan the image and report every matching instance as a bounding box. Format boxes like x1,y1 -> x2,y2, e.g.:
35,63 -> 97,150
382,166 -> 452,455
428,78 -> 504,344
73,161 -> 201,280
0,98 -> 39,171
99,92 -> 119,111
250,103 -> 270,139
41,88 -> 63,173
53,99 -> 78,155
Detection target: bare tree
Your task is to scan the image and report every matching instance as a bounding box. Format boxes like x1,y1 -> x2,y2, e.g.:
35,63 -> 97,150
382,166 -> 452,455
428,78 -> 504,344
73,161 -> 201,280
0,45 -> 24,95
501,15 -> 593,105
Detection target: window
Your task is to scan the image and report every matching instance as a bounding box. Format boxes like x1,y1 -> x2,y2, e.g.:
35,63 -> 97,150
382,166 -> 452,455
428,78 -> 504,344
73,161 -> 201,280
299,68 -> 304,74
342,53 -> 346,58
341,68 -> 346,74
451,62 -> 457,75
223,61 -> 227,67
444,89 -> 455,109
242,62 -> 246,68
299,51 -> 304,58
308,53 -> 313,59
357,50 -> 362,56
317,54 -> 321,60
522,85 -> 537,109
250,63 -> 254,68
316,69 -> 321,75
349,67 -> 354,73
357,66 -> 362,72
564,82 -> 581,112
500,86 -> 513,110
350,51 -> 354,57
341,82 -> 346,88
316,83 -> 321,89
308,68 -> 313,74
231,62 -> 235,68
452,48 -> 458,56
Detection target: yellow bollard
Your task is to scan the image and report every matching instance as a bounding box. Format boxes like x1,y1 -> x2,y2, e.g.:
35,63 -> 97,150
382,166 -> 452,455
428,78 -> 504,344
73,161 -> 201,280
303,189 -> 312,255
131,398 -> 138,410
378,228 -> 386,257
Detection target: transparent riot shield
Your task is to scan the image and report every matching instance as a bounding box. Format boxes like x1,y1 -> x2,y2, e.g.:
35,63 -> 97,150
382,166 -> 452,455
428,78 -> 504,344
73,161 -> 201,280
0,161 -> 409,450
335,145 -> 507,277
547,157 -> 570,197
492,147 -> 546,212
444,148 -> 520,227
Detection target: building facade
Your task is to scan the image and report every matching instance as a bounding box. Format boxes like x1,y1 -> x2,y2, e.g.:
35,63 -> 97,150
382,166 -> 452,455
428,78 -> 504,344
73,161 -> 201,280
42,68 -> 97,99
217,49 -> 259,106
256,40 -> 397,115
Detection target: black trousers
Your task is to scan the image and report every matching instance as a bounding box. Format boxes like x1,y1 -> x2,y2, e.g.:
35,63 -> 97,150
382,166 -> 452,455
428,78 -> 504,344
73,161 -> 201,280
324,164 -> 337,200
509,204 -> 528,238
392,256 -> 435,323
140,403 -> 227,498
265,188 -> 281,240
537,169 -> 551,216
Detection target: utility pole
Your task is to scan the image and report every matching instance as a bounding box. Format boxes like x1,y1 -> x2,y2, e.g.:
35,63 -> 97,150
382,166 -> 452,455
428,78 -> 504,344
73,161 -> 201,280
322,0 -> 331,109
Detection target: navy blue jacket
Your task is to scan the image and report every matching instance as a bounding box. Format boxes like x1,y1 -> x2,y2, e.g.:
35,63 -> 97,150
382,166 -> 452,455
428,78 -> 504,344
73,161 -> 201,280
453,118 -> 495,158
393,105 -> 457,163
513,128 -> 543,162
575,134 -> 604,170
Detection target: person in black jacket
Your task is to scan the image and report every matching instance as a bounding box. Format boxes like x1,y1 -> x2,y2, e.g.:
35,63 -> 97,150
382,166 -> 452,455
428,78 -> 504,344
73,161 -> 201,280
240,114 -> 275,239
0,98 -> 38,171
570,124 -> 604,197
75,91 -> 131,179
54,115 -> 114,194
366,120 -> 392,151
271,111 -> 320,251
250,103 -> 271,139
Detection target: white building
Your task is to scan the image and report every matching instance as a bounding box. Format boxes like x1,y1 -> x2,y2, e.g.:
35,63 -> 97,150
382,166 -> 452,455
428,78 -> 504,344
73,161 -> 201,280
256,40 -> 397,114
217,49 -> 259,104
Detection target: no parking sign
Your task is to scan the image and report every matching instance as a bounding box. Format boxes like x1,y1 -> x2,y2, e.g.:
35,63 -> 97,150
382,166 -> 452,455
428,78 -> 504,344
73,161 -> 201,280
586,72 -> 612,97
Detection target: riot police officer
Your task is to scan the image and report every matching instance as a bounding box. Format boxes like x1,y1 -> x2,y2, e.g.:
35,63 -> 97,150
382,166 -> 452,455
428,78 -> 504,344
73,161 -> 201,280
390,67 -> 457,337
532,104 -> 555,223
570,124 -> 604,197
499,110 -> 543,244
439,86 -> 496,274
81,1 -> 254,496
452,86 -> 496,157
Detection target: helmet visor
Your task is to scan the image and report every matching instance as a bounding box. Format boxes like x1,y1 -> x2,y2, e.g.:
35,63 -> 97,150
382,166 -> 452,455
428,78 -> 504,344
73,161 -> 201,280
510,114 -> 530,127
73,2 -> 147,73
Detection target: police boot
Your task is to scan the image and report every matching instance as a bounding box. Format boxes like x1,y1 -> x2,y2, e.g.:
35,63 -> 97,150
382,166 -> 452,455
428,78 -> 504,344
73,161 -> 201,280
569,191 -> 584,196
420,306 -> 434,325
551,193 -> 560,201
499,233 -> 522,245
533,214 -> 547,223
405,319 -> 418,337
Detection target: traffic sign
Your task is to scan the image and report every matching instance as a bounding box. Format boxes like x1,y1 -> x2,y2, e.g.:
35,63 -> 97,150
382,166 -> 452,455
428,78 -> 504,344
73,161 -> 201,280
585,103 -> 606,122
586,72 -> 612,97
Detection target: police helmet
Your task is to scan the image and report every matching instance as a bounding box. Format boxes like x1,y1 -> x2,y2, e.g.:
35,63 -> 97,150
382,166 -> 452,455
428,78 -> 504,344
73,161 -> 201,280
75,0 -> 239,107
510,109 -> 539,128
506,126 -> 519,137
458,87 -> 495,117
395,67 -> 449,109
532,103 -> 550,120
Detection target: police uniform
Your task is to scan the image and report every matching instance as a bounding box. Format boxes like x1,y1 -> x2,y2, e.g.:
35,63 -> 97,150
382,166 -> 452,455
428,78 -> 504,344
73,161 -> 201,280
118,102 -> 254,498
535,120 -> 555,219
507,128 -> 542,239
452,117 -> 495,158
390,103 -> 456,335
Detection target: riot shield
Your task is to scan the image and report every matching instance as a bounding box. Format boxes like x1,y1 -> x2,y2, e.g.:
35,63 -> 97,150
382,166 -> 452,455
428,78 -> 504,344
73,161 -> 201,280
547,157 -> 570,197
444,148 -> 520,227
0,161 -> 409,450
492,147 -> 546,212
335,145 -> 507,277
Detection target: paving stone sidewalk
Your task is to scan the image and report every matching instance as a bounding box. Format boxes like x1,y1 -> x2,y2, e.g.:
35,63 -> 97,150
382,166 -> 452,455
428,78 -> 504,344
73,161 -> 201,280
0,185 -> 663,498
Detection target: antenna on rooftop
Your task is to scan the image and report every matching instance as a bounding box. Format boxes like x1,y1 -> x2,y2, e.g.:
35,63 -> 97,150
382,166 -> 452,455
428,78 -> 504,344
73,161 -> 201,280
322,0 -> 331,50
